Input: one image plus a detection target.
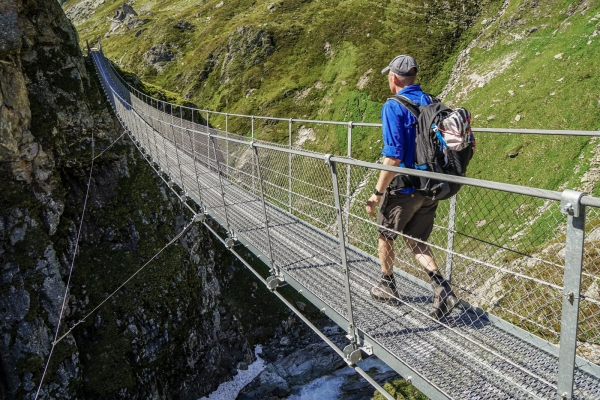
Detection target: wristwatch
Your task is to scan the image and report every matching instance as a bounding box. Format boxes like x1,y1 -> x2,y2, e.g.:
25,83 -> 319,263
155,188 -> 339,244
373,189 -> 384,196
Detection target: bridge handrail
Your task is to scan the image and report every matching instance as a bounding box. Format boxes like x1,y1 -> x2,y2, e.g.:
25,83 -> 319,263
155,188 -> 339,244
97,64 -> 600,297
99,78 -> 600,298
102,55 -> 600,137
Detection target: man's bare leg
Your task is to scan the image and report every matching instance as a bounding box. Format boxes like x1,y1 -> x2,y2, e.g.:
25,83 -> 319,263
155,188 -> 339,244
378,237 -> 395,275
371,237 -> 399,301
404,238 -> 438,273
405,238 -> 459,319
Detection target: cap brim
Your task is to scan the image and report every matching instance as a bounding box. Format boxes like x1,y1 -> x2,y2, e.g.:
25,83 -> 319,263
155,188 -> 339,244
381,66 -> 390,74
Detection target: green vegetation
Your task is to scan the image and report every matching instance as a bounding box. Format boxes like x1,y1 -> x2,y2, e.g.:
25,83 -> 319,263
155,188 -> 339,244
68,0 -> 600,192
373,378 -> 429,400
67,0 -> 502,155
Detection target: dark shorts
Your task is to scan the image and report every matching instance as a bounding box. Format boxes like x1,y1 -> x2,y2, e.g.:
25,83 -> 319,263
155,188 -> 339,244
377,191 -> 438,241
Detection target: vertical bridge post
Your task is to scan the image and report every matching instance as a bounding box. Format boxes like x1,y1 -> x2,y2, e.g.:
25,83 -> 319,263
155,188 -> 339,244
445,194 -> 457,283
288,118 -> 293,213
225,113 -> 229,173
251,143 -> 279,282
345,122 -> 353,244
251,116 -> 256,195
208,131 -> 234,246
326,155 -> 361,366
557,189 -> 585,399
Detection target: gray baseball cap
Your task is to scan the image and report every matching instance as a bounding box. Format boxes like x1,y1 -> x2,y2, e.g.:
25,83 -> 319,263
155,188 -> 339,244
381,55 -> 418,76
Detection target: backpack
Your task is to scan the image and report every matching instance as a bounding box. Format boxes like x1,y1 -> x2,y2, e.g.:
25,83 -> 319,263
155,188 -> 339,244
389,95 -> 475,200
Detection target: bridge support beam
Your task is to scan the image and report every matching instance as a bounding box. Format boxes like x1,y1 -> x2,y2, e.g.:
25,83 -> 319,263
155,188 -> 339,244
557,189 -> 585,399
445,195 -> 457,283
208,131 -> 234,241
251,143 -> 279,280
326,155 -> 360,364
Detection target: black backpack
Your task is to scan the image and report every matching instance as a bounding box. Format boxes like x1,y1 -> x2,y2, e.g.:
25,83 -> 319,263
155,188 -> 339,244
389,95 -> 475,200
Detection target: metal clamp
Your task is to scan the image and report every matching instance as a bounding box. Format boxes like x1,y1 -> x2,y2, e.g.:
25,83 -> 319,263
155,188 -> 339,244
193,213 -> 206,223
563,291 -> 580,302
360,341 -> 373,356
343,343 -> 362,366
560,190 -> 585,217
266,275 -> 285,290
224,236 -> 235,249
324,153 -> 333,167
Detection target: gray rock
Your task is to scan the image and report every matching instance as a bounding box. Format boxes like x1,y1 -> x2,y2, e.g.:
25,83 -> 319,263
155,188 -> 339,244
0,286 -> 30,324
241,364 -> 290,398
279,335 -> 291,346
106,3 -> 148,34
174,19 -> 194,31
144,43 -> 175,72
64,0 -> 107,25
220,26 -> 275,83
9,224 -> 26,245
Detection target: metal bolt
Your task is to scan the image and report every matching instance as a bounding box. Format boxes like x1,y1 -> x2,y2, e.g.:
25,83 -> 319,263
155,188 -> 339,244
564,203 -> 573,215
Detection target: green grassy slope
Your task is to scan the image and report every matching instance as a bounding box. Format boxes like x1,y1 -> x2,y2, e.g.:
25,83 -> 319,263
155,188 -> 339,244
68,0 -> 600,193
67,0 -> 502,158
442,0 -> 600,194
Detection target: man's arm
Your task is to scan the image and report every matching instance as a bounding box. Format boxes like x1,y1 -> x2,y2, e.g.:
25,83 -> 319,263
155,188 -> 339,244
366,156 -> 401,217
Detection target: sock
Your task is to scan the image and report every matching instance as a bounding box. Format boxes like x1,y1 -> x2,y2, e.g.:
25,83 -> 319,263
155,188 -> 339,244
428,271 -> 445,286
381,273 -> 396,289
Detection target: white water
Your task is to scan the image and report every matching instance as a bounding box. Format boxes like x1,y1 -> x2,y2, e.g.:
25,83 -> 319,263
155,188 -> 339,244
199,346 -> 393,400
287,356 -> 393,400
198,345 -> 266,400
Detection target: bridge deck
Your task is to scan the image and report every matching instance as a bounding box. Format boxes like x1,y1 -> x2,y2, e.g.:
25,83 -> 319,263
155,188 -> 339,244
91,50 -> 600,400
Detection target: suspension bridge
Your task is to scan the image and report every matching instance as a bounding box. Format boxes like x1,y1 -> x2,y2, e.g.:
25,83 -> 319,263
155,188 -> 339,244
89,45 -> 600,400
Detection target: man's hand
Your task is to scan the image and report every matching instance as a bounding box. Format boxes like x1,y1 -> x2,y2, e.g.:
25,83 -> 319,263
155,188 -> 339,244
366,194 -> 381,217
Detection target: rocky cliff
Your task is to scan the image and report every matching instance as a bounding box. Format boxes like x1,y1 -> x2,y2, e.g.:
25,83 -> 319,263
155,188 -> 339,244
0,1 -> 287,398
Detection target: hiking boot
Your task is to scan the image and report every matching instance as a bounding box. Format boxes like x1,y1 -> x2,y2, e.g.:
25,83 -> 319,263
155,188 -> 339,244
429,284 -> 460,319
428,272 -> 460,320
371,275 -> 398,303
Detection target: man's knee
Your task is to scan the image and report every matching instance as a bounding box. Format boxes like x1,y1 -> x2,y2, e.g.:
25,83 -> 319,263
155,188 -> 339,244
378,237 -> 395,250
404,237 -> 428,253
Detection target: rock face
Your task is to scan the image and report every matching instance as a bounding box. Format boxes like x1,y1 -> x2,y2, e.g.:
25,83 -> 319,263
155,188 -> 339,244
0,1 -> 271,399
220,26 -> 275,83
240,324 -> 347,398
107,3 -> 148,35
144,43 -> 176,72
64,0 -> 106,25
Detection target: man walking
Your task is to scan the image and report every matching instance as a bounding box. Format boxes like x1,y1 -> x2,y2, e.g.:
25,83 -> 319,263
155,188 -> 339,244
365,55 -> 459,319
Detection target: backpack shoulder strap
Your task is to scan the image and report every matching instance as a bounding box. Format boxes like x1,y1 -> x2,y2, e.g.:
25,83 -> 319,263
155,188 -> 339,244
388,95 -> 420,119
427,94 -> 441,104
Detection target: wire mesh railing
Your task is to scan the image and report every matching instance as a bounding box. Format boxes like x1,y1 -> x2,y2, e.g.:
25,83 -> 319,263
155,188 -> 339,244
92,46 -> 600,400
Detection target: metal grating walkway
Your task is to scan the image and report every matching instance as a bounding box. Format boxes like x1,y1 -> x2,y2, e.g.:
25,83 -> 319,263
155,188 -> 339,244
91,49 -> 600,400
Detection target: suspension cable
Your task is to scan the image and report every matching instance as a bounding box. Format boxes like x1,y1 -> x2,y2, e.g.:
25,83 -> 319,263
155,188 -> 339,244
93,131 -> 127,160
51,218 -> 195,347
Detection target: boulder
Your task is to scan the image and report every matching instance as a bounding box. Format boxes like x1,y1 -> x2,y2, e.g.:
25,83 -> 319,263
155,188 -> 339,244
144,43 -> 175,72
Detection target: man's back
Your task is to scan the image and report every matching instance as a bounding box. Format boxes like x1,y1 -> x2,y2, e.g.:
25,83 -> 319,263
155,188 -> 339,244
380,83 -> 432,171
